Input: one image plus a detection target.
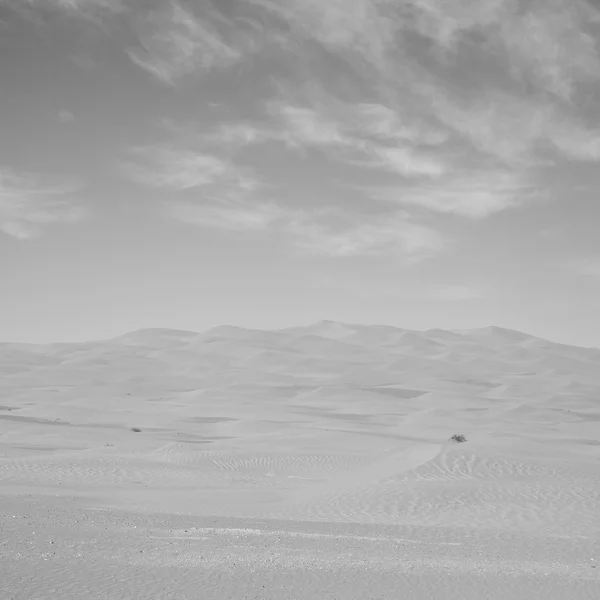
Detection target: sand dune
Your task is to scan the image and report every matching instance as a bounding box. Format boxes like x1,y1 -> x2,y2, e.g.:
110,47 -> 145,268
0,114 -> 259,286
1,321 -> 600,598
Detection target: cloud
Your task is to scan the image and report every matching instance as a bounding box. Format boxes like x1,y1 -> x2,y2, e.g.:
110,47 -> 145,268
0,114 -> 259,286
360,145 -> 447,178
12,0 -> 600,170
51,0 -> 121,10
566,259 -> 600,278
204,123 -> 274,148
264,0 -> 600,101
169,200 -> 445,262
10,0 -> 600,108
174,98 -> 448,179
124,145 -> 235,191
268,100 -> 448,178
58,110 -> 75,123
364,169 -> 537,219
285,210 -> 446,260
0,168 -> 86,240
50,0 -> 125,14
546,117 -> 600,161
165,200 -> 287,232
26,0 -> 599,247
248,0 -> 600,168
266,103 -> 348,151
0,0 -> 126,22
492,0 -> 600,101
247,0 -> 397,73
124,143 -> 278,229
124,141 -> 444,261
421,88 -> 600,165
171,203 -> 446,261
127,0 -> 242,85
352,103 -> 449,146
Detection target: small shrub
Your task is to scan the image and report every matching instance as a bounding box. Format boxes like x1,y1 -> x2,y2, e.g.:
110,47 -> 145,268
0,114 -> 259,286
450,433 -> 467,443
131,427 -> 142,433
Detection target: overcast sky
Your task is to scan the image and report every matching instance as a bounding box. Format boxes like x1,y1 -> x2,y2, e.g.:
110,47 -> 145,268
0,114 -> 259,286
2,0 -> 600,346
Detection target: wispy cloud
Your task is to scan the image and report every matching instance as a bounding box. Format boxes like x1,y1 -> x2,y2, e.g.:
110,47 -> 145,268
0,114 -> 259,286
124,143 -> 280,230
165,200 -> 287,232
0,168 -> 86,240
262,0 -> 600,101
166,104 -> 448,180
124,145 -> 238,191
247,0 -> 397,73
22,0 -> 600,252
204,123 -> 274,149
491,0 -> 600,101
200,104 -> 535,219
58,110 -> 75,123
168,200 -> 445,262
286,211 -> 446,260
274,104 -> 346,149
547,116 -> 600,162
0,0 -> 126,22
127,0 -> 242,85
12,0 -> 600,107
124,142 -> 445,261
19,0 -> 600,169
267,100 -> 449,178
363,169 -> 538,219
50,0 -> 125,15
358,145 -> 447,178
422,88 -> 600,166
246,0 -> 600,179
566,258 -> 600,279
352,102 -> 449,146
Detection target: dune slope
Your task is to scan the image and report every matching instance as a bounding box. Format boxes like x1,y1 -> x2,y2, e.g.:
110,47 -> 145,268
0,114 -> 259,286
1,322 -> 599,598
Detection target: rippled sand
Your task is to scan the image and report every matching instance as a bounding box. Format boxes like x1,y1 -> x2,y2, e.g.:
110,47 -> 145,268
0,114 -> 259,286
2,496 -> 598,600
1,323 -> 600,598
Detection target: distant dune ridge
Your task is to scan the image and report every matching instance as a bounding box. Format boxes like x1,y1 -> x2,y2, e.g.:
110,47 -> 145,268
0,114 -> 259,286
3,320 -> 600,396
1,322 -> 600,598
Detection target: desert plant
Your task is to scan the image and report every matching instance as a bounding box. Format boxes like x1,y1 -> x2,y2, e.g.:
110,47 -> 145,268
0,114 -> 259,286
131,427 -> 142,433
450,433 -> 467,443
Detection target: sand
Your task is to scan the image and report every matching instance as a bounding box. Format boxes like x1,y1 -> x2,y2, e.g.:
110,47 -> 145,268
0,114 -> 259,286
1,321 -> 599,598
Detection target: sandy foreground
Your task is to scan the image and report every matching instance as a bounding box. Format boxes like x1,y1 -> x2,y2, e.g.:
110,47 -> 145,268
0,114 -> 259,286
1,323 -> 600,598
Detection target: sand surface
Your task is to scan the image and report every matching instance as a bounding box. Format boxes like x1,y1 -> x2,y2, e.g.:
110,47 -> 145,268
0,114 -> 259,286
1,322 -> 599,598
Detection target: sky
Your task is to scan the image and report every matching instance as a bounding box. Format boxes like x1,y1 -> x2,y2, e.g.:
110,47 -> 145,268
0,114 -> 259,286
2,0 -> 600,346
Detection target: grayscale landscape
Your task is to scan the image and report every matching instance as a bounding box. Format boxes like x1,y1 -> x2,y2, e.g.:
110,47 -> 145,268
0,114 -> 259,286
1,322 -> 599,598
3,0 -> 600,597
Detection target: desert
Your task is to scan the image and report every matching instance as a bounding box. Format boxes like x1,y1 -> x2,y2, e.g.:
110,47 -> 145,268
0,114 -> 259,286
4,0 -> 600,597
1,321 -> 599,599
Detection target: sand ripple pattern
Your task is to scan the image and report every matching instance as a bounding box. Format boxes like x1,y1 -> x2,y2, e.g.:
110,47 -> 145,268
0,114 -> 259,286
0,454 -> 227,488
267,450 -> 600,537
0,450 -> 373,495
2,496 -> 598,600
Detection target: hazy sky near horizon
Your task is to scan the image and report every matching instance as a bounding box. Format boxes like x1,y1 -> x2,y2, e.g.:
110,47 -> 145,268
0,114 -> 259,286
2,0 -> 600,346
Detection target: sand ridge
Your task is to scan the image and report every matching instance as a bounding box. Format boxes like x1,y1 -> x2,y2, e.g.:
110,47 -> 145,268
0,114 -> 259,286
1,322 -> 600,598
